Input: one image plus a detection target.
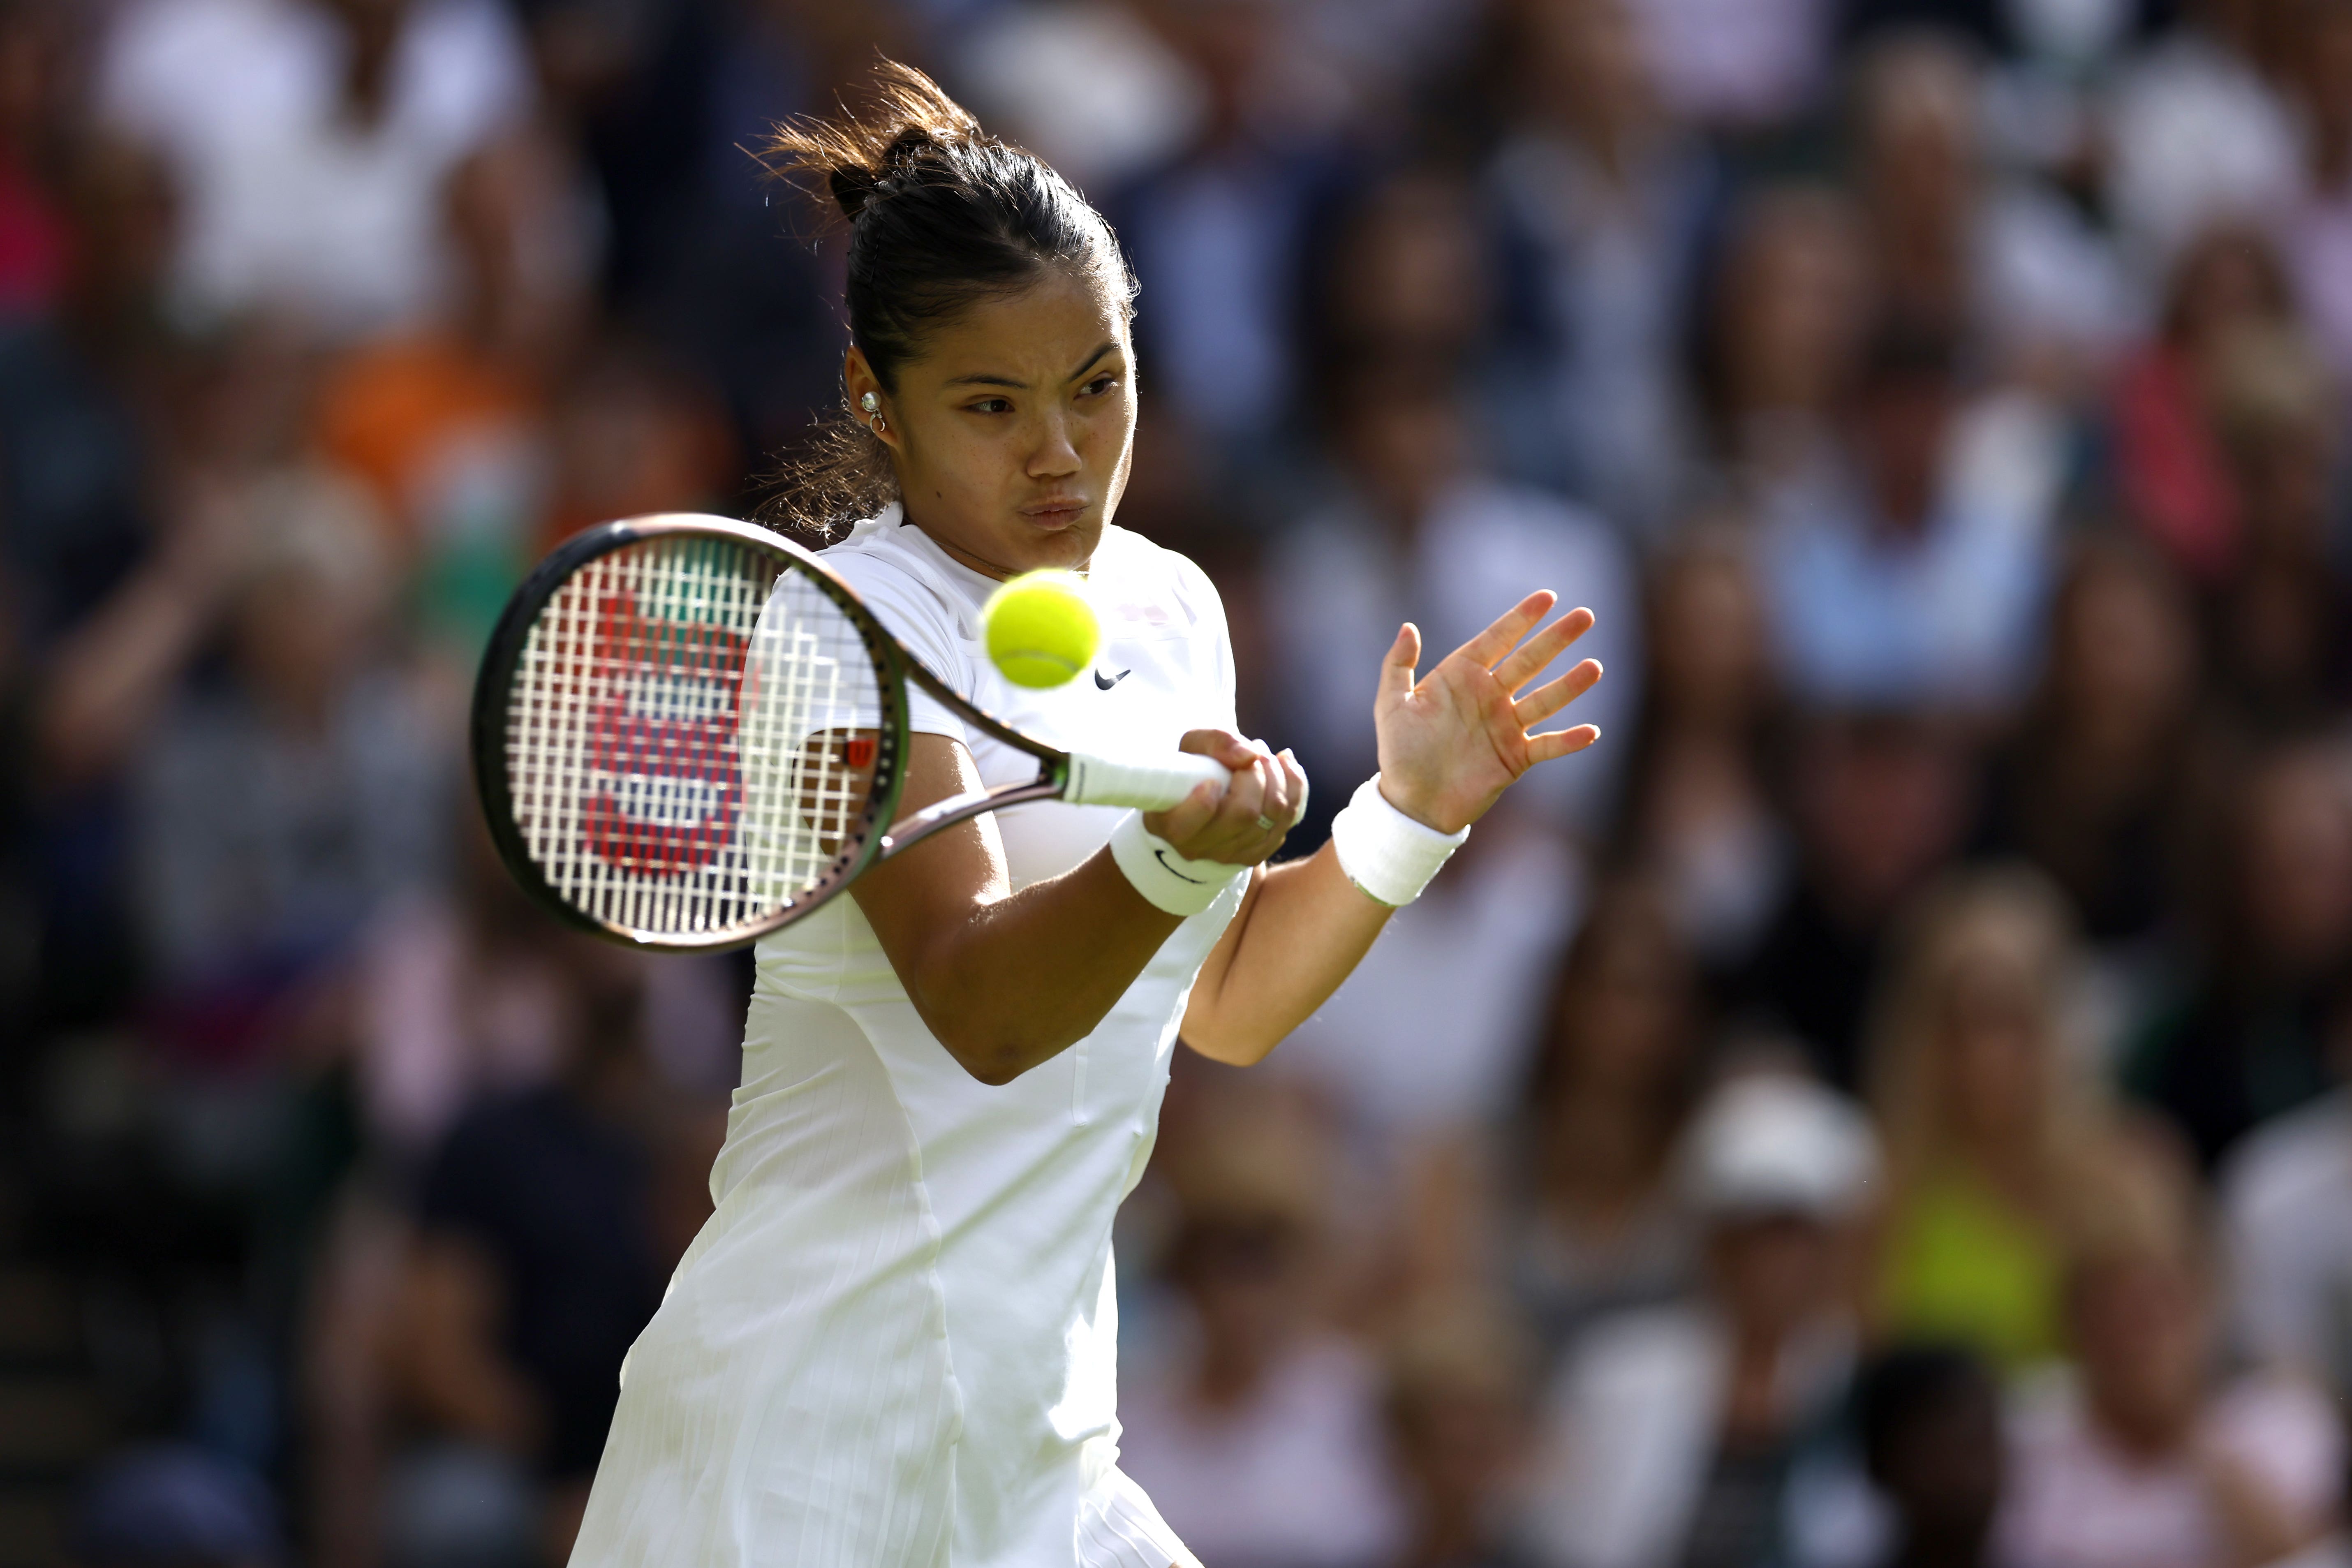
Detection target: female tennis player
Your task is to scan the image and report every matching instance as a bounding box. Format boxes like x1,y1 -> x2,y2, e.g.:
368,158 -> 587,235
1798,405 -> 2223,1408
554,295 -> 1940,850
569,64 -> 1603,1568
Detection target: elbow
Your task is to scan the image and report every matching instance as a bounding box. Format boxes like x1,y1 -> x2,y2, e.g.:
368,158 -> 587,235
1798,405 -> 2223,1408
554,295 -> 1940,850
955,1046 -> 1027,1087
927,1017 -> 1080,1087
1180,1023 -> 1286,1068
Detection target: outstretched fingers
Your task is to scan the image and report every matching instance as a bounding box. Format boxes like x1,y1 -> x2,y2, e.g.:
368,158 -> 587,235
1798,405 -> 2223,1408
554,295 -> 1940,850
1377,622 -> 1424,708
1453,592 -> 1558,673
1524,723 -> 1603,765
1492,607 -> 1596,695
1512,657 -> 1604,729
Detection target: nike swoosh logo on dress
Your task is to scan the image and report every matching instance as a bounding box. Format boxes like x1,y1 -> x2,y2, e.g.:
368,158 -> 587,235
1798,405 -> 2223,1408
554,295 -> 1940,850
1094,668 -> 1132,690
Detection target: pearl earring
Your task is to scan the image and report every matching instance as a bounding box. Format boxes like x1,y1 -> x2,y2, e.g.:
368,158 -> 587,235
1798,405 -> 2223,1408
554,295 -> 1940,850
859,392 -> 879,414
859,390 -> 886,435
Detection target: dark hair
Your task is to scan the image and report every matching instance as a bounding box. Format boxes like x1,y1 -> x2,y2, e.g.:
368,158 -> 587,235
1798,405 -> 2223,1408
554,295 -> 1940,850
1853,1343 -> 1996,1479
759,61 -> 1136,539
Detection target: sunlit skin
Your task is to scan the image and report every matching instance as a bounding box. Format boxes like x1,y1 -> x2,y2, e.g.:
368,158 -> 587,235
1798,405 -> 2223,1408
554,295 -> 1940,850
844,267 -> 1130,579
842,261 -> 1607,1087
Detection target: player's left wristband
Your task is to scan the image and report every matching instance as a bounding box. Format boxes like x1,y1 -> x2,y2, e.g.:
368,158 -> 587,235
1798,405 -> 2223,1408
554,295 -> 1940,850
1108,811 -> 1246,916
1330,773 -> 1469,907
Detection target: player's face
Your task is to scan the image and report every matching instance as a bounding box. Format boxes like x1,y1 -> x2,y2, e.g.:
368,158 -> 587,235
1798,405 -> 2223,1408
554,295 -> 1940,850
852,266 -> 1136,579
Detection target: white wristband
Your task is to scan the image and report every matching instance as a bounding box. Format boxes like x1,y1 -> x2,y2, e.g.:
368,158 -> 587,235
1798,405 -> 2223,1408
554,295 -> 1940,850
1108,811 -> 1246,916
1329,774 -> 1468,907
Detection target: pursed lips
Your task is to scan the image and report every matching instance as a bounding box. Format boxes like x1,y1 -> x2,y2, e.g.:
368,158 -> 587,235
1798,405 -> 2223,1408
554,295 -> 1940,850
1018,496 -> 1088,530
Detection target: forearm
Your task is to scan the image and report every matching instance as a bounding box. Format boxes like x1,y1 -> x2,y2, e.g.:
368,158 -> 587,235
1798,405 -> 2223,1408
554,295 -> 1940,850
868,843 -> 1185,1084
1182,840 -> 1390,1064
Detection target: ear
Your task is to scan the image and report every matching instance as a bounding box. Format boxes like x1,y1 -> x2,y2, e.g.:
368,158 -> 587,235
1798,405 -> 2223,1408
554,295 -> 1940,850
843,347 -> 900,454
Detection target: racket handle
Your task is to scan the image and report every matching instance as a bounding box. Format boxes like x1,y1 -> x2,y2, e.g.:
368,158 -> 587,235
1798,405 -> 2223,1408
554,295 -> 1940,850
1064,751 -> 1233,812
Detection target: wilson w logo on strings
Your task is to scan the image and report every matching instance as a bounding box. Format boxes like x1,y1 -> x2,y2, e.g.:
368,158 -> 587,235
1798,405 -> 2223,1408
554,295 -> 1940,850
581,586 -> 749,876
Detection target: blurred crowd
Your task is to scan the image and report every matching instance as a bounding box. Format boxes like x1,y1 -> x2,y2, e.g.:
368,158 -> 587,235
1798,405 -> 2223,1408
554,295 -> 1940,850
5,0 -> 2352,1565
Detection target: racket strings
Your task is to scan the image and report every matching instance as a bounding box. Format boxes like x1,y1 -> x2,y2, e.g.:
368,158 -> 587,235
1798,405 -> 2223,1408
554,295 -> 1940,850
504,535 -> 883,939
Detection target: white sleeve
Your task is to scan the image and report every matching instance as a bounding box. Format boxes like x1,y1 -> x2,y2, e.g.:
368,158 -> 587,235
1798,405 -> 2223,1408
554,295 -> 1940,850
819,549 -> 974,744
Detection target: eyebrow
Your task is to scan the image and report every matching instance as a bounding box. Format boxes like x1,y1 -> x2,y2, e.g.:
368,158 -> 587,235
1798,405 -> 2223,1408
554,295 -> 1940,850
944,341 -> 1120,390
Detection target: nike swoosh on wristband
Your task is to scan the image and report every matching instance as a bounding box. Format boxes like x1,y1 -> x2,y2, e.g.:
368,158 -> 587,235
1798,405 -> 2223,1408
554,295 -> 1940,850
1094,668 -> 1132,690
1152,847 -> 1215,884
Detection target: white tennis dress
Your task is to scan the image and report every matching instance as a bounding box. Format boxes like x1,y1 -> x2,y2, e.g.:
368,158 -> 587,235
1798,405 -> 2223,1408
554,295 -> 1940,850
568,507 -> 1242,1568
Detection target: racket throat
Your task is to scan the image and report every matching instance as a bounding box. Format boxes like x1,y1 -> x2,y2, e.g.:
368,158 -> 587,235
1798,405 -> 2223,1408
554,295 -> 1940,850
874,766 -> 1068,860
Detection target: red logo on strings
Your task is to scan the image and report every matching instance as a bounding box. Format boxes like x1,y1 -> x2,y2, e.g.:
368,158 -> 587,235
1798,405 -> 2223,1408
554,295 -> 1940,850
581,588 -> 747,875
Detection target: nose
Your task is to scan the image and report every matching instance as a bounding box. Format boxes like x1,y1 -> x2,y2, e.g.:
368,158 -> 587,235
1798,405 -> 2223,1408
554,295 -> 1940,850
1027,405 -> 1081,480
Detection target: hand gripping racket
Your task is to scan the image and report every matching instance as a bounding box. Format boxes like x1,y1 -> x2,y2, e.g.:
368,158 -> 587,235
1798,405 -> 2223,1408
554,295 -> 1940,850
470,514 -> 1232,950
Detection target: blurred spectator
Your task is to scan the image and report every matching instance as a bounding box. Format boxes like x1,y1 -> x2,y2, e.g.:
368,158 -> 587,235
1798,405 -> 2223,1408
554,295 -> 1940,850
1383,1298 -> 1542,1568
1975,537 -> 2208,951
583,0 -> 912,472
1694,185 -> 1874,495
1118,1097 -> 1406,1568
955,1 -> 1209,194
1519,1072 -> 1880,1568
123,466 -> 449,1042
538,333 -> 735,553
1997,1171 -> 2344,1568
2203,323 -> 2351,727
95,0 -> 540,341
1503,879 -> 1707,1360
1616,526 -> 1790,968
2109,222 -> 2300,583
1865,867 -> 2181,1373
70,1442 -> 283,1568
1755,319 -> 2054,713
349,813 -> 598,1157
1617,0 -> 1835,130
2105,0 -> 2304,287
1265,809 -> 1581,1294
313,143 -> 567,650
1309,165 -> 1492,381
2130,738 -> 2352,1169
1849,30 -> 2135,386
2284,0 -> 2352,381
1853,1346 -> 2003,1568
1258,357 -> 1639,839
1732,711 -> 1976,1091
0,0 -> 77,322
2220,977 -> 2352,1399
1485,0 -> 1718,534
1110,0 -> 1348,457
376,979 -> 719,1568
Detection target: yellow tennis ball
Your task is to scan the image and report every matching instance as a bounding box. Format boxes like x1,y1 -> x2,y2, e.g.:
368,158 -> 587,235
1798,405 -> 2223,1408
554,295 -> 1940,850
983,569 -> 1101,689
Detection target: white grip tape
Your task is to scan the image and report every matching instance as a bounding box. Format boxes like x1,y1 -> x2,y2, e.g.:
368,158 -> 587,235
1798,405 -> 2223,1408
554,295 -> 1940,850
1065,750 -> 1231,812
1329,774 -> 1469,907
1107,811 -> 1245,916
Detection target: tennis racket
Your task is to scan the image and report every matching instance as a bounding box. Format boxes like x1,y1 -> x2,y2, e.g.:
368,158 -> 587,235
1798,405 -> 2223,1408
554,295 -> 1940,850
470,513 -> 1233,951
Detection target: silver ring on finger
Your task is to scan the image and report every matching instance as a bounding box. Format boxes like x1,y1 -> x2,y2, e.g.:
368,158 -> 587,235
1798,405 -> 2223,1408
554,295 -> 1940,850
1254,814 -> 1277,832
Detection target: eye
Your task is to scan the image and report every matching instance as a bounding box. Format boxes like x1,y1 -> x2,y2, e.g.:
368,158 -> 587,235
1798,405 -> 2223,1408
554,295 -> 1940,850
967,396 -> 1013,415
1080,373 -> 1122,399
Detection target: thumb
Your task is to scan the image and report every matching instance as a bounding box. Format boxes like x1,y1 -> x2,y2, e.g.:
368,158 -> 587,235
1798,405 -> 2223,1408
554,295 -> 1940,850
1378,622 -> 1420,710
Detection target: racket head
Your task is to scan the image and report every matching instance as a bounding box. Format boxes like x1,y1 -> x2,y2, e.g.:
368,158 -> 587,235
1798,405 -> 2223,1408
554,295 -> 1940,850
470,514 -> 911,950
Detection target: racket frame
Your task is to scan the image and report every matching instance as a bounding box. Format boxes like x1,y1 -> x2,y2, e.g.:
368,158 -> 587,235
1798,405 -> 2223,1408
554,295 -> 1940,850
471,514 -> 1089,951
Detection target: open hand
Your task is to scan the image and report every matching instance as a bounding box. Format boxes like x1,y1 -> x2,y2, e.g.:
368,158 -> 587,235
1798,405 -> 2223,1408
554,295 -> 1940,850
1373,592 -> 1603,834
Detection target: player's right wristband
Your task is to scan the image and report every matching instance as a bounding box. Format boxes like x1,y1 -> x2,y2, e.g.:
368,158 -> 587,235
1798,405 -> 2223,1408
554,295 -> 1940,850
1108,811 -> 1246,916
1330,774 -> 1469,907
